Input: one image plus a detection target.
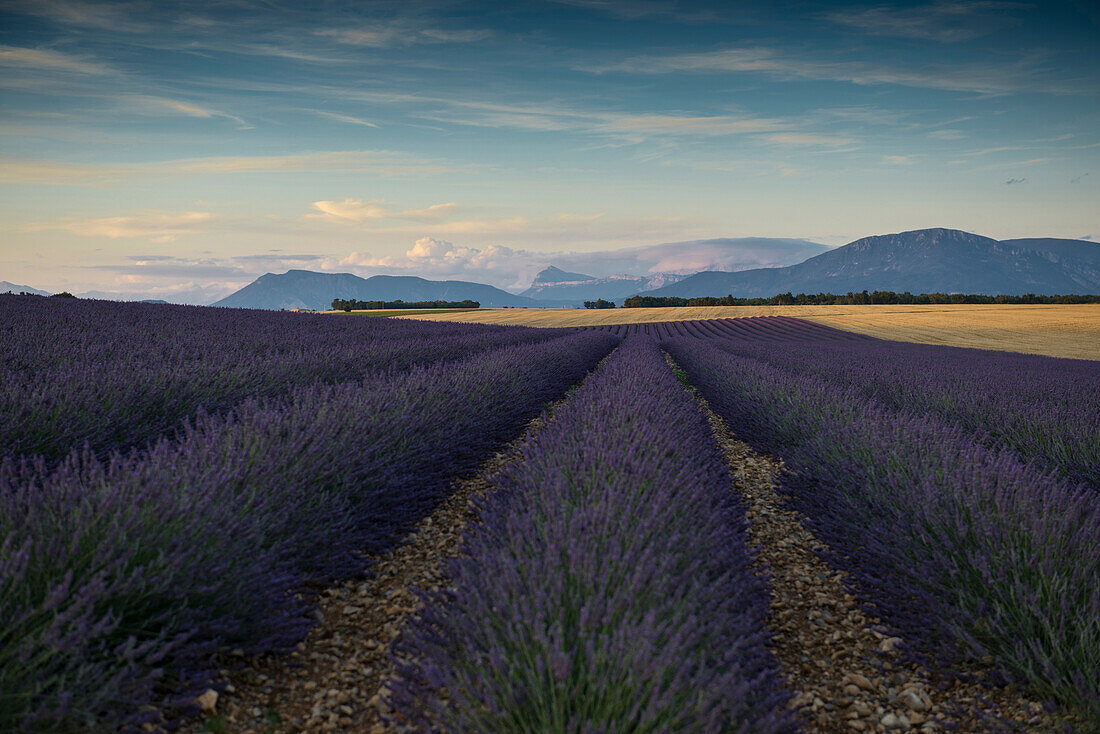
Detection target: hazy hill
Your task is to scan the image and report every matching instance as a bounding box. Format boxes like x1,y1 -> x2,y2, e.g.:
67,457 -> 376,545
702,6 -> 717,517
0,281 -> 50,296
530,265 -> 596,283
214,270 -> 540,310
548,237 -> 830,279
641,229 -> 1100,298
521,267 -> 684,304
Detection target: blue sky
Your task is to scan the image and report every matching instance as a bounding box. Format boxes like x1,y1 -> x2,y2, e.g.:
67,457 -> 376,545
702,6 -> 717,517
1,0 -> 1097,301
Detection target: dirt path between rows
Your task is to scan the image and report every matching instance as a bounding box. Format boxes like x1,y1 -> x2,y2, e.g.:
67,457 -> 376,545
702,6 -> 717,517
687,375 -> 1075,733
177,462 -> 505,734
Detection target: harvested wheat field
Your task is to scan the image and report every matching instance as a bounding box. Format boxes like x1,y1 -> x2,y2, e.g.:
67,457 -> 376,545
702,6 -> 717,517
400,304 -> 1100,360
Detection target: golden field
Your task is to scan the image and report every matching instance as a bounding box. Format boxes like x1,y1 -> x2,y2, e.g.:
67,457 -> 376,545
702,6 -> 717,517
396,304 -> 1100,361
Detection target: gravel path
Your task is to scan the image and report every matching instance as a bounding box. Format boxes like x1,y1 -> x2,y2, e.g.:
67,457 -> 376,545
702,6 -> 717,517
176,456 -> 513,734
687,375 -> 1076,733
174,402 -> 562,734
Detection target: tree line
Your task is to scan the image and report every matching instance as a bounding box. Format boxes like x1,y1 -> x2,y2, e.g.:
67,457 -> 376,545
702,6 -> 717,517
332,299 -> 480,312
622,291 -> 1100,308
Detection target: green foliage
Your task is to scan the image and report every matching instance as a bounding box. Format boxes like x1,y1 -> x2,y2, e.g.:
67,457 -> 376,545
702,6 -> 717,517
582,298 -> 616,309
622,290 -> 1100,308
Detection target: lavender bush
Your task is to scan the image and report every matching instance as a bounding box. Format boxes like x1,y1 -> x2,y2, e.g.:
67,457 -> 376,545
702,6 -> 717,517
390,337 -> 794,733
665,336 -> 1100,722
0,330 -> 618,731
0,295 -> 560,464
586,315 -> 869,342
694,319 -> 1100,488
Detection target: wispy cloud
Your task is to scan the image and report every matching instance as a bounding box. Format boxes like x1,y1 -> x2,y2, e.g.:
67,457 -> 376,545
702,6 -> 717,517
130,95 -> 252,128
0,44 -> 113,75
309,110 -> 380,127
1,0 -> 153,33
883,155 -> 916,165
587,46 -> 1082,95
315,24 -> 492,47
308,199 -> 460,224
827,1 -> 1024,43
764,133 -> 855,146
0,151 -> 451,185
27,211 -> 215,241
975,157 -> 1051,171
335,90 -> 856,147
927,129 -> 966,140
545,0 -> 725,23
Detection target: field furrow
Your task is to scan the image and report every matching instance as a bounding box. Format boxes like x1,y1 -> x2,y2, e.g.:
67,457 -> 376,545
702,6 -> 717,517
677,355 -> 1062,732
666,334 -> 1099,727
0,330 -> 618,732
387,336 -> 793,732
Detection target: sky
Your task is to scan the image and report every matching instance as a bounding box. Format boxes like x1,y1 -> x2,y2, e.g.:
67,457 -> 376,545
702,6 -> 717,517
1,0 -> 1097,302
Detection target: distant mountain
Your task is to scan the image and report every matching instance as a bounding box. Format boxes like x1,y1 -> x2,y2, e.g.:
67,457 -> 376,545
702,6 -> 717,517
548,237 -> 830,280
521,267 -> 685,304
642,229 -> 1100,298
531,265 -> 596,284
213,270 -> 540,310
0,281 -> 50,296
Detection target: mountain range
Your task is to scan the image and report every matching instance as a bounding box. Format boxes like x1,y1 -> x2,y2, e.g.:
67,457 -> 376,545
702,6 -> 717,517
8,229 -> 1098,309
1,281 -> 50,296
539,237 -> 830,279
644,229 -> 1100,299
212,271 -> 538,310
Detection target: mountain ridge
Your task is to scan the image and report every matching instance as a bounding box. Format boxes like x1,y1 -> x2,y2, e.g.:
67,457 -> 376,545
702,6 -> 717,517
640,229 -> 1100,299
213,270 -> 539,310
0,281 -> 50,296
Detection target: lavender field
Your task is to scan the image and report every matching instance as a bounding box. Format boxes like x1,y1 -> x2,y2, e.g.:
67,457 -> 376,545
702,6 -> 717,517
1,298 -> 1097,732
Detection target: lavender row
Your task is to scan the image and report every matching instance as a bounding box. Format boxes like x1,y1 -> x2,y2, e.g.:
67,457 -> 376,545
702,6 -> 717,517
692,321 -> 1100,488
0,330 -> 619,732
0,296 -> 560,464
582,316 -> 872,341
390,337 -> 794,733
665,337 -> 1100,723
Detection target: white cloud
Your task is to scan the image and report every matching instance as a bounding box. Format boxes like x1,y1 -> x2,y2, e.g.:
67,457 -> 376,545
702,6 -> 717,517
883,155 -> 916,165
327,238 -> 546,290
308,199 -> 460,224
310,199 -> 390,222
319,231 -> 825,292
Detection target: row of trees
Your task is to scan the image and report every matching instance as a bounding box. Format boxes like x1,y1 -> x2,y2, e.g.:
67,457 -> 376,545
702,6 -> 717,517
622,291 -> 1100,308
332,298 -> 480,312
583,299 -> 617,309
